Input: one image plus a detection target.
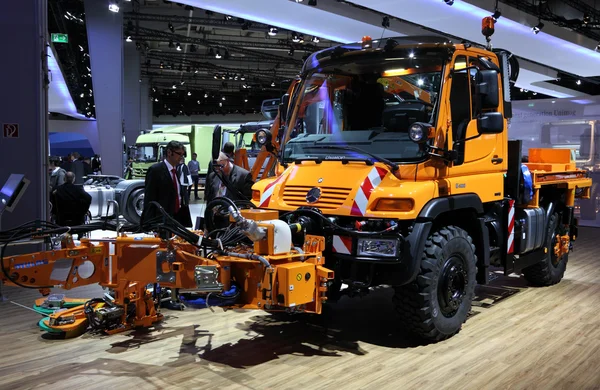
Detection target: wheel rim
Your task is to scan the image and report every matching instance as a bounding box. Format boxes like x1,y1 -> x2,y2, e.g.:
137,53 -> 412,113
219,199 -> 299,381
133,192 -> 144,217
438,255 -> 468,318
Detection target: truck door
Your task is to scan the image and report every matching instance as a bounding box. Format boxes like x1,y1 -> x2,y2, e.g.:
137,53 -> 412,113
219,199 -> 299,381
450,55 -> 503,167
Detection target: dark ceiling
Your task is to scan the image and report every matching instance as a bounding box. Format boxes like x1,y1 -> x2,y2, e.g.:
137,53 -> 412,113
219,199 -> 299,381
125,1 -> 337,117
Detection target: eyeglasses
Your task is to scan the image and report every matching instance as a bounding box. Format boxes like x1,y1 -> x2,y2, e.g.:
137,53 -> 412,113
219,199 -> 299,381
172,150 -> 185,157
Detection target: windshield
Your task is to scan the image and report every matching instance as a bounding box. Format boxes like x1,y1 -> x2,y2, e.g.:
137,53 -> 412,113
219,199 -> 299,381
134,144 -> 160,162
283,56 -> 443,163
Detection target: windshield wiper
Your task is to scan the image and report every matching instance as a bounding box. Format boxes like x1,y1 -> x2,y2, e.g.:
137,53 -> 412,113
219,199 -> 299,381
305,145 -> 399,172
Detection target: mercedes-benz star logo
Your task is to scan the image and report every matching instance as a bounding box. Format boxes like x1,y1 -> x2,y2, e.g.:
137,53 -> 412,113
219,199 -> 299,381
306,187 -> 322,204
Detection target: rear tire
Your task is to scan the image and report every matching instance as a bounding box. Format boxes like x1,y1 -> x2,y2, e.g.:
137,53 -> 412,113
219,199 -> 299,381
393,226 -> 477,342
523,212 -> 568,286
123,188 -> 144,225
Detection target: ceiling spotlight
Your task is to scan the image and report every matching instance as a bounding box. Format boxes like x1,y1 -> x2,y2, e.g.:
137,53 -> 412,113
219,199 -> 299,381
222,96 -> 226,100
268,27 -> 278,36
308,0 -> 317,5
125,36 -> 132,42
492,9 -> 501,21
160,61 -> 164,68
583,13 -> 590,25
194,68 -> 199,74
532,21 -> 544,34
240,75 -> 246,80
108,2 -> 119,12
215,50 -> 222,59
443,0 -> 454,5
168,22 -> 174,32
295,0 -> 303,2
219,102 -> 223,107
154,98 -> 159,102
176,43 -> 182,51
576,80 -> 582,85
244,98 -> 248,102
225,15 -> 233,21
187,91 -> 192,96
180,80 -> 185,85
312,36 -> 320,43
292,33 -> 300,43
172,84 -> 177,89
271,81 -> 276,87
595,43 -> 600,52
204,93 -> 208,98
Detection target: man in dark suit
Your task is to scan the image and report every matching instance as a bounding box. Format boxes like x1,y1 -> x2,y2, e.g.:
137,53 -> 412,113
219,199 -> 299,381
51,171 -> 92,226
205,152 -> 254,204
142,140 -> 192,227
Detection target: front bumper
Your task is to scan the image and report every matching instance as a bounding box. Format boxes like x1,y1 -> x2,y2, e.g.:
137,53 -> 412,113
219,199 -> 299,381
323,221 -> 433,286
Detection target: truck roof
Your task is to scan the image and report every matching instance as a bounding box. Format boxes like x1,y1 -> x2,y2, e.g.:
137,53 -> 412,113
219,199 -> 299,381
136,132 -> 189,144
302,35 -> 476,75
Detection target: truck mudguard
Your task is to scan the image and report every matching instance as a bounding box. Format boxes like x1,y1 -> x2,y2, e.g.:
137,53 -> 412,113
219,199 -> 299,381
417,193 -> 484,220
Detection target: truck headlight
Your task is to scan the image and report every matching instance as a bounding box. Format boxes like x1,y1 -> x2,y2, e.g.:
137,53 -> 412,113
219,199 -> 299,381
357,238 -> 399,257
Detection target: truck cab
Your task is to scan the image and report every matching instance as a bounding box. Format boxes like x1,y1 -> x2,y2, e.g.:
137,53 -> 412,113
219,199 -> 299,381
131,131 -> 191,179
246,35 -> 591,341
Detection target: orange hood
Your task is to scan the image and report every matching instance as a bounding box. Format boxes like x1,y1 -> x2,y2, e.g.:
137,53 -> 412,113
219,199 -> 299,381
252,161 -> 436,219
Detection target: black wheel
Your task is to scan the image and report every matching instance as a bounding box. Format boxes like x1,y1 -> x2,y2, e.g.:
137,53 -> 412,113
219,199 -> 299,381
123,188 -> 144,225
580,183 -> 599,221
522,212 -> 568,286
393,226 -> 477,342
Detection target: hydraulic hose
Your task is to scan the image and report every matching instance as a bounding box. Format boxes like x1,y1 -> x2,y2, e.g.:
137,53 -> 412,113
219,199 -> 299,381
223,251 -> 272,269
283,208 -> 401,238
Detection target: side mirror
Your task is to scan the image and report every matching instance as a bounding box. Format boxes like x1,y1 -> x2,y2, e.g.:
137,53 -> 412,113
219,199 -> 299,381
477,112 -> 504,134
476,70 -> 499,109
279,93 -> 290,123
212,125 -> 222,161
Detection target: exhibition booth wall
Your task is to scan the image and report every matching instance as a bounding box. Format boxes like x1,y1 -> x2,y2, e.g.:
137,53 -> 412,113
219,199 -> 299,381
510,96 -> 600,227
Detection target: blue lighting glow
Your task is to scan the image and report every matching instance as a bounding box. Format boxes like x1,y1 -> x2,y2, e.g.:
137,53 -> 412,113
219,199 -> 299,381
446,0 -> 600,60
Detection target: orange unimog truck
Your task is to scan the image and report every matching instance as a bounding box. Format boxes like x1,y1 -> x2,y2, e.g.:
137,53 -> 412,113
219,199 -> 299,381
248,35 -> 592,341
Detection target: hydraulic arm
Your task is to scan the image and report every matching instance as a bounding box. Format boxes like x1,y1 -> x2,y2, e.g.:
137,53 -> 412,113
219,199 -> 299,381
1,200 -> 333,338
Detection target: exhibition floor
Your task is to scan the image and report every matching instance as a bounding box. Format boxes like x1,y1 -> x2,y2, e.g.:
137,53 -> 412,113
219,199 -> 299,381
0,220 -> 598,389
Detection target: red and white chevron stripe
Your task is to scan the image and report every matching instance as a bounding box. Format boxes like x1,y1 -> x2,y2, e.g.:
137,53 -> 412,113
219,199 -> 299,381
332,235 -> 352,254
507,199 -> 515,254
258,174 -> 286,208
350,166 -> 388,216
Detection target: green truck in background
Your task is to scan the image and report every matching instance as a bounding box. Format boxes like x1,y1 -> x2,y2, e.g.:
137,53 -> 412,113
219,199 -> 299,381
130,124 -> 214,182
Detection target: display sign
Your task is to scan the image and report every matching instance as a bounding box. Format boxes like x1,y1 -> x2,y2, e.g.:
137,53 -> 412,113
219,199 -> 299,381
51,33 -> 68,44
2,123 -> 19,138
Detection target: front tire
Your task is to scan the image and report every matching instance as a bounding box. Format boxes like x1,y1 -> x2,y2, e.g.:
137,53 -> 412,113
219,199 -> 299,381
393,226 -> 477,342
522,212 -> 568,286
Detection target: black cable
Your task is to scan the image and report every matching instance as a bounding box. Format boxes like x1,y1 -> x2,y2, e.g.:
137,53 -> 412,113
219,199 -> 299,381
282,208 -> 400,237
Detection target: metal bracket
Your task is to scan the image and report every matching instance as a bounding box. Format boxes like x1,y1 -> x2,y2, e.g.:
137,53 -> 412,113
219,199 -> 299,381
156,250 -> 176,283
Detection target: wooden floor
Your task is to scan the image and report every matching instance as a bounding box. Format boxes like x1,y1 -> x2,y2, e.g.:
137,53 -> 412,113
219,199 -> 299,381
1,229 -> 599,390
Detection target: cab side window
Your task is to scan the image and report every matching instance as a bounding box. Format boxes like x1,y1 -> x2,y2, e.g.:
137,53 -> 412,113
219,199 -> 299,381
449,55 -> 471,156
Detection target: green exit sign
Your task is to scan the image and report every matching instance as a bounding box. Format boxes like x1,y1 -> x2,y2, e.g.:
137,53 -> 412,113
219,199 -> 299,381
51,33 -> 68,43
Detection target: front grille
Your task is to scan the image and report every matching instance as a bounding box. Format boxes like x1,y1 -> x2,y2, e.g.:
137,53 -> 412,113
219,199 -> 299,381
133,168 -> 146,177
283,186 -> 352,210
